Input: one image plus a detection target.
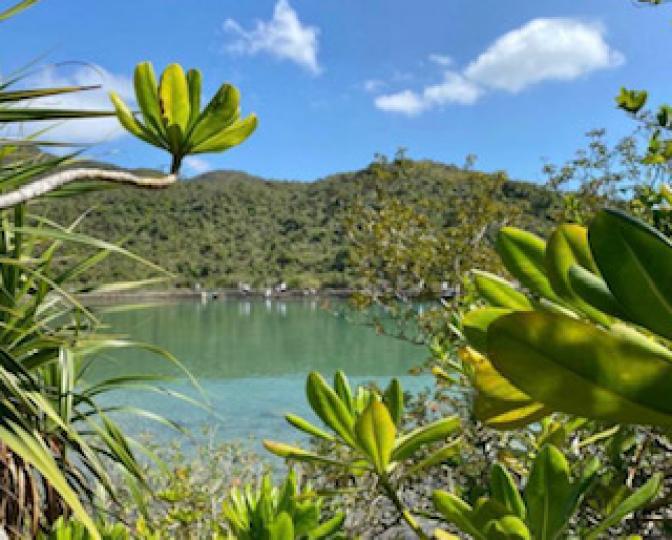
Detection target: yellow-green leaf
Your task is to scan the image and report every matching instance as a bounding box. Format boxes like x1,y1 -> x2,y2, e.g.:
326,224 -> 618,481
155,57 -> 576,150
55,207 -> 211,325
392,415 -> 460,461
472,270 -> 532,310
190,114 -> 257,154
488,311 -> 672,427
355,400 -> 395,473
496,227 -> 558,302
158,63 -> 190,133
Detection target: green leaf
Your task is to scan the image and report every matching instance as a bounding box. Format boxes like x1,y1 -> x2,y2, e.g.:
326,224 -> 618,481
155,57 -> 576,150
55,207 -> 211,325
109,92 -> 160,146
392,415 -> 460,461
589,209 -> 672,339
188,83 -> 240,147
159,63 -> 190,132
567,265 -> 629,321
262,441 -> 347,468
186,68 -> 202,131
487,311 -> 672,427
306,371 -> 356,446
525,445 -> 572,540
616,87 -> 648,113
490,463 -> 525,520
496,227 -> 558,301
544,224 -> 609,325
483,516 -> 531,540
285,413 -> 335,441
354,400 -> 395,473
404,438 -> 461,476
472,270 -> 532,310
307,512 -> 345,539
133,62 -> 165,137
269,512 -> 294,540
383,378 -> 404,426
463,307 -> 512,353
586,473 -> 662,539
190,114 -> 257,154
461,347 -> 550,430
433,490 -> 484,540
333,370 -> 353,413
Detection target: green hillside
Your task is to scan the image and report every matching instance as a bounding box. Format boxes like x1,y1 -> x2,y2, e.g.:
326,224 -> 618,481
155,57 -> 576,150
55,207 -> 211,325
35,160 -> 558,289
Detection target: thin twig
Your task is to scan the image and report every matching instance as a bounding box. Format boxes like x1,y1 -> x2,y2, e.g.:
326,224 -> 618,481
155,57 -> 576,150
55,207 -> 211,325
0,168 -> 177,209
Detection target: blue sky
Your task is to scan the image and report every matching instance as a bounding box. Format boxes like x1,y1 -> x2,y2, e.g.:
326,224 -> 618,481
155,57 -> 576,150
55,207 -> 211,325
3,0 -> 670,181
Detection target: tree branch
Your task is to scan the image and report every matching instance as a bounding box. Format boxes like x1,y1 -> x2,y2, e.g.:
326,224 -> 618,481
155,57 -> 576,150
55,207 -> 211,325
0,168 -> 177,209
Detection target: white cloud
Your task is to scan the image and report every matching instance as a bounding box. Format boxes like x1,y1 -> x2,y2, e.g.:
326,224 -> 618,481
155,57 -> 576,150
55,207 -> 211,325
373,17 -> 623,115
375,90 -> 426,116
184,156 -> 212,175
224,0 -> 321,74
428,53 -> 453,67
464,18 -> 624,92
15,65 -> 133,143
375,72 -> 481,116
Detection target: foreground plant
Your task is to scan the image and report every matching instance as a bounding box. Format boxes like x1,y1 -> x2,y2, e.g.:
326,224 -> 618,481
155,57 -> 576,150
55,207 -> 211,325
221,470 -> 345,540
264,371 -> 461,538
433,445 -> 660,540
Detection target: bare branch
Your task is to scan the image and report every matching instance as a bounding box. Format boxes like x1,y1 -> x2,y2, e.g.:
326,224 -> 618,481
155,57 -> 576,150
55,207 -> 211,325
0,168 -> 177,209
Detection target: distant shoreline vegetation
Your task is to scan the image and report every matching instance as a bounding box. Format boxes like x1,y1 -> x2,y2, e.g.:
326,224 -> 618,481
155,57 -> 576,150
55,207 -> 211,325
42,158 -> 559,290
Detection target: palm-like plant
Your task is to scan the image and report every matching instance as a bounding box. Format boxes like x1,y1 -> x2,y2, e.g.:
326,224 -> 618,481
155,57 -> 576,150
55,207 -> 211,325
110,62 -> 257,174
0,2 -> 256,538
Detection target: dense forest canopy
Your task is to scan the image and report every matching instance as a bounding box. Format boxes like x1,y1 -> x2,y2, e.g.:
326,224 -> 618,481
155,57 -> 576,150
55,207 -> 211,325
38,159 -> 559,289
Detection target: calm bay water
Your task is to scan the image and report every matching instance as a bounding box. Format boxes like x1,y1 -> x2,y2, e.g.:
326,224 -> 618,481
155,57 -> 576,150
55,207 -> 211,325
89,299 -> 428,446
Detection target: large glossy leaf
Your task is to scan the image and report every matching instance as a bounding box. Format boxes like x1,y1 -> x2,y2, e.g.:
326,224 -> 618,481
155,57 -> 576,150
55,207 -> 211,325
496,227 -> 558,301
461,347 -> 550,429
306,371 -> 356,446
525,445 -> 572,540
567,265 -> 629,321
544,224 -> 609,325
472,270 -> 532,310
589,208 -> 672,339
463,307 -> 512,353
487,311 -> 672,427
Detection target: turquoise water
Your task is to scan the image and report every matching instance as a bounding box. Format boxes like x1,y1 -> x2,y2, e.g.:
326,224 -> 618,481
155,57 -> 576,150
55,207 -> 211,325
89,299 -> 429,446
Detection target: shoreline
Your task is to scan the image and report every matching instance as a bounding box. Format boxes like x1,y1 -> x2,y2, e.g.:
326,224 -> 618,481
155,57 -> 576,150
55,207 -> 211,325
78,288 -> 355,303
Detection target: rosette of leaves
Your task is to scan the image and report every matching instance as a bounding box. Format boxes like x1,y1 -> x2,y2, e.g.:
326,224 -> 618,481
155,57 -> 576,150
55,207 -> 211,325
221,470 -> 345,540
110,62 -> 257,174
264,371 -> 461,539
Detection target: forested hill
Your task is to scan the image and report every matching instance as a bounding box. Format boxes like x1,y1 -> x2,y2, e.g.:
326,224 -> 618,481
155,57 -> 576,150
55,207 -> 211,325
37,160 -> 558,289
